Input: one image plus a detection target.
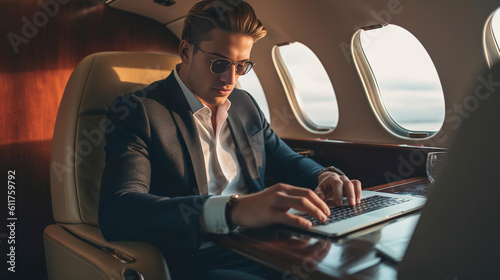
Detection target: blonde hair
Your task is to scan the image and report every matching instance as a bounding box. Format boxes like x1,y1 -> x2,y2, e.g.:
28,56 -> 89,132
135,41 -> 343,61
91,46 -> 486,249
182,0 -> 267,46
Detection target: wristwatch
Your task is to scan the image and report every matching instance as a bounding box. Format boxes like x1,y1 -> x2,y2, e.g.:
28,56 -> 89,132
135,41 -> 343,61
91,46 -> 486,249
225,194 -> 240,231
317,166 -> 345,177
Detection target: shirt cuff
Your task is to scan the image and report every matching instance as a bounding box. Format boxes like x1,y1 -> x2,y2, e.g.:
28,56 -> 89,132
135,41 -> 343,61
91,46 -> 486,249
201,195 -> 231,234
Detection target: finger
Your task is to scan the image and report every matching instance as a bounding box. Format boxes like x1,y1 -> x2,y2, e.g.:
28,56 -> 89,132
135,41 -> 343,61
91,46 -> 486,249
342,179 -> 357,206
325,177 -> 343,206
352,179 -> 362,204
275,194 -> 328,222
283,187 -> 330,216
280,212 -> 313,229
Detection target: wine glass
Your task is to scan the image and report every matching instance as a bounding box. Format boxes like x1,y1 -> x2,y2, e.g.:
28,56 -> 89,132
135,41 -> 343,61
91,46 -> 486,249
426,152 -> 446,184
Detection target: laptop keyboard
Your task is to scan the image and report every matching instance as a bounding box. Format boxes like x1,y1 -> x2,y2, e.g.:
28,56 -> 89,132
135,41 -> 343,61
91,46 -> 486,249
299,195 -> 410,226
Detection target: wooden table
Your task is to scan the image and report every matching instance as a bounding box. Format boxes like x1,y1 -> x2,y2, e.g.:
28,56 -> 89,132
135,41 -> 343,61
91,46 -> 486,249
214,177 -> 429,280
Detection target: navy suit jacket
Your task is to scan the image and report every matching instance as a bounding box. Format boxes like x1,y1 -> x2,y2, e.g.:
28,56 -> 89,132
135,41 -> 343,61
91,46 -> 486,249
99,72 -> 323,275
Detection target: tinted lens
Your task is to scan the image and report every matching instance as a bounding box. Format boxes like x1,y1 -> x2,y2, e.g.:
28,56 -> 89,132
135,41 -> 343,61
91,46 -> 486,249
211,59 -> 232,74
236,62 -> 252,75
210,59 -> 253,75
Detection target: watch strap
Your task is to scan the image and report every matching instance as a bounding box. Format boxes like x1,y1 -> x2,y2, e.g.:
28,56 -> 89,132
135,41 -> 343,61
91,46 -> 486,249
224,194 -> 240,231
317,166 -> 345,177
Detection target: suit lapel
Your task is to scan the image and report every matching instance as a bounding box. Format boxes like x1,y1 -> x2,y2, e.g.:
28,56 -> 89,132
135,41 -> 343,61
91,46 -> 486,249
163,74 -> 208,195
161,73 -> 263,194
227,108 -> 261,192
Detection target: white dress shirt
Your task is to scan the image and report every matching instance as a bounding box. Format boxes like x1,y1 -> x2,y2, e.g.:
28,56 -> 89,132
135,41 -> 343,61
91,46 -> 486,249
173,68 -> 248,234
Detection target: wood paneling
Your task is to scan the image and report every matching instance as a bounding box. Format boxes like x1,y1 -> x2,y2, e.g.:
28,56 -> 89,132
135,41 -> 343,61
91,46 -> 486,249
0,0 -> 179,279
0,0 -> 179,145
284,138 -> 445,188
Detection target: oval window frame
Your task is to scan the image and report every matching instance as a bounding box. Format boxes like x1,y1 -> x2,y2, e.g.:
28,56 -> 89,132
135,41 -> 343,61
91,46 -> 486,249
272,41 -> 338,133
483,7 -> 500,68
351,25 -> 445,139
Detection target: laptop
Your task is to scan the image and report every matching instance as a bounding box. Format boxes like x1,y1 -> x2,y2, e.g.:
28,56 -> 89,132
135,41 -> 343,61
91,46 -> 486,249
288,190 -> 426,237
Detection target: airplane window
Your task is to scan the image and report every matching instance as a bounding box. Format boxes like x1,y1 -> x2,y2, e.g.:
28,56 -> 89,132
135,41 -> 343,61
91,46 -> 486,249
237,69 -> 271,122
273,42 -> 339,132
352,24 -> 445,137
484,7 -> 500,68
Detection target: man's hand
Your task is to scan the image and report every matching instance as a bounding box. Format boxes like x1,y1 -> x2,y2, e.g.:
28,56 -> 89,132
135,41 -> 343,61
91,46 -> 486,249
315,172 -> 362,206
230,183 -> 331,229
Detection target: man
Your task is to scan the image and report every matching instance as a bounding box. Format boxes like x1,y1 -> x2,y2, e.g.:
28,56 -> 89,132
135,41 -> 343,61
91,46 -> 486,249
99,0 -> 362,279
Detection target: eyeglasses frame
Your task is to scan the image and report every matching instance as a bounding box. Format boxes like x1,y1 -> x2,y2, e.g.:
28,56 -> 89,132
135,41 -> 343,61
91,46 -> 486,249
195,45 -> 255,76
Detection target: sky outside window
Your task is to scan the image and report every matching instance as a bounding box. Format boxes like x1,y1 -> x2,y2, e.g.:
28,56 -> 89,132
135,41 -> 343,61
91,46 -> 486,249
360,24 -> 445,132
277,42 -> 339,128
492,8 -> 500,50
237,68 -> 271,122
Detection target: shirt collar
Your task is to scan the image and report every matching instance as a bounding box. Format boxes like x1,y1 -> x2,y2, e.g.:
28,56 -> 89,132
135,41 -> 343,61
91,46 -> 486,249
174,65 -> 204,113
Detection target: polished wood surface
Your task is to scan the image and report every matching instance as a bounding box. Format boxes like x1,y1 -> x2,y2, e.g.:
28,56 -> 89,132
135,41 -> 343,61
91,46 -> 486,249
214,178 -> 429,279
366,177 -> 428,197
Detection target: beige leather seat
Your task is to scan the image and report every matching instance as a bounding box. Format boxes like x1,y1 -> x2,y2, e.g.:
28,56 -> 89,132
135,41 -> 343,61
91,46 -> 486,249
44,52 -> 181,280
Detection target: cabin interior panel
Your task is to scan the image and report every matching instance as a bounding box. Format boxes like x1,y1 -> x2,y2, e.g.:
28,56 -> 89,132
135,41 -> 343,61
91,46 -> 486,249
0,1 -> 179,278
283,138 -> 444,188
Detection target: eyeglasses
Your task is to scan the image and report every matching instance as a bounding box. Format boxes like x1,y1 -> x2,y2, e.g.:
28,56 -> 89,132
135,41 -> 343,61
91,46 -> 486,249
195,45 -> 254,76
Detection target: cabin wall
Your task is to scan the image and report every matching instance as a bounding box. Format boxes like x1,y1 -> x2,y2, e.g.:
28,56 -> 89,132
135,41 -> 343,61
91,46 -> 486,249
0,1 -> 179,279
249,0 -> 498,147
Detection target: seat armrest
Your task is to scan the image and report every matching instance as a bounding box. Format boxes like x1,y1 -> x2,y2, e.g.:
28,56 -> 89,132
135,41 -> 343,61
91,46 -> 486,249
43,224 -> 171,280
